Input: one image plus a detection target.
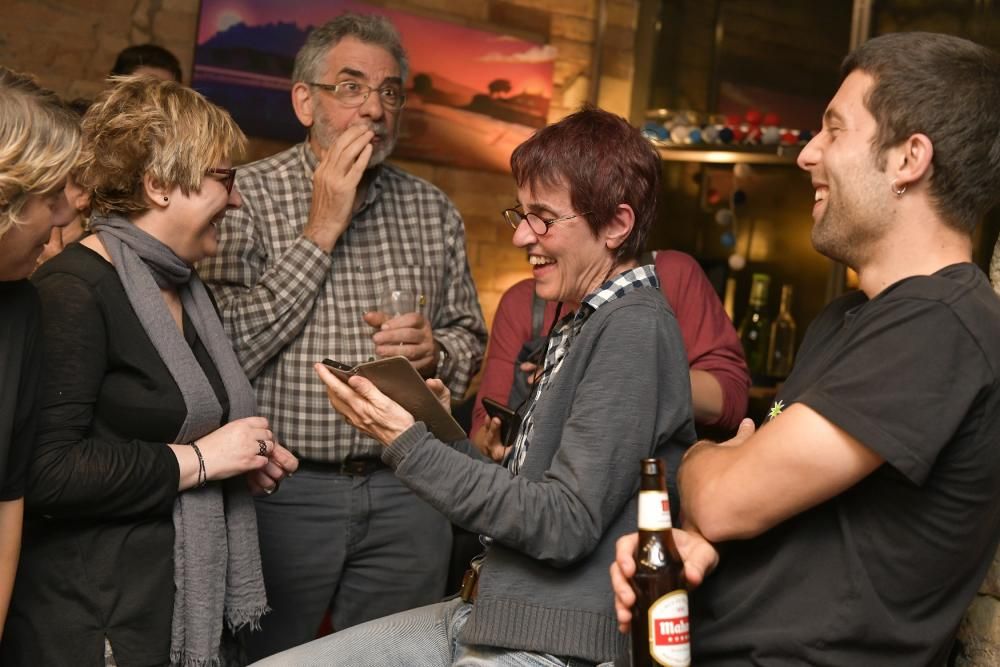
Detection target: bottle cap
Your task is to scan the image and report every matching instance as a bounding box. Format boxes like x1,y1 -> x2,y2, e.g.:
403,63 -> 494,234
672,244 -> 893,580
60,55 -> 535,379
640,458 -> 662,476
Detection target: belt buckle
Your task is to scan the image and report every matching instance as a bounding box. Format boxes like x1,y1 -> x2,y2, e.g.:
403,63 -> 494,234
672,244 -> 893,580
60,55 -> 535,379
339,459 -> 367,475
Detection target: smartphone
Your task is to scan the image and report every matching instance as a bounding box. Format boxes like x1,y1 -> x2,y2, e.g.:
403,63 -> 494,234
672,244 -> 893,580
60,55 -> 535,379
482,397 -> 522,446
321,358 -> 355,379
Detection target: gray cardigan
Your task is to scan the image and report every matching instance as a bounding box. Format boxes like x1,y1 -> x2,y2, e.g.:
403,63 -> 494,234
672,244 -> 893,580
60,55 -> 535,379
383,286 -> 697,663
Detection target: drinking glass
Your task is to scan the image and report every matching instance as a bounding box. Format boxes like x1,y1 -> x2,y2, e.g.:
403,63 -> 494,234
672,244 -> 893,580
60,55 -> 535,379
379,288 -> 419,317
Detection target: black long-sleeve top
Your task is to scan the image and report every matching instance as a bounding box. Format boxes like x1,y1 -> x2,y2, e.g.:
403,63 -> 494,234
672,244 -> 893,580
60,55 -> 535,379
0,280 -> 42,501
2,243 -> 229,666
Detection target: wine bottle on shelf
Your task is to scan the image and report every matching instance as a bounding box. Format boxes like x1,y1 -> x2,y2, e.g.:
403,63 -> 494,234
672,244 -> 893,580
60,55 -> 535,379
723,277 -> 737,322
767,284 -> 797,379
738,273 -> 771,380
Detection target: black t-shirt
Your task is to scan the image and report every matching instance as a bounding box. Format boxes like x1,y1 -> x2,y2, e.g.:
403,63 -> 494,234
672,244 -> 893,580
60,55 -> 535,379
691,263 -> 1000,666
0,280 -> 42,500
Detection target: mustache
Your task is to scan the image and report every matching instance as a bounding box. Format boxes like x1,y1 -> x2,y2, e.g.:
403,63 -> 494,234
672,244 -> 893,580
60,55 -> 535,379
353,120 -> 389,139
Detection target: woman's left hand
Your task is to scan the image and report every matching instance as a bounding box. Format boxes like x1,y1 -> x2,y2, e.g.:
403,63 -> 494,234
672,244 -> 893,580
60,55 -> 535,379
314,363 -> 416,446
247,441 -> 298,496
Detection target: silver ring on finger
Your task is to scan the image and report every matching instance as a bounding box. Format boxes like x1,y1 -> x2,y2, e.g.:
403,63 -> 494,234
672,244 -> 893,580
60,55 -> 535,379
257,439 -> 268,456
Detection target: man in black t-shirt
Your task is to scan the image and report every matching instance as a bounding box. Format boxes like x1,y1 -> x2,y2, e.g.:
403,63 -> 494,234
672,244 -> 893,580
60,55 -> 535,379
611,32 -> 1000,665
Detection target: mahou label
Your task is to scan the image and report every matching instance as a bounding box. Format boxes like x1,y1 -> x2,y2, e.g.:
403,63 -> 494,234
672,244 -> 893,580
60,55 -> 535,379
638,490 -> 672,531
648,589 -> 690,667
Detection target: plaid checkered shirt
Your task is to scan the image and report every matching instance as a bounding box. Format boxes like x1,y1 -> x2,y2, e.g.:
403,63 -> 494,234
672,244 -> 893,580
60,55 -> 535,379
198,143 -> 487,462
506,264 -> 660,475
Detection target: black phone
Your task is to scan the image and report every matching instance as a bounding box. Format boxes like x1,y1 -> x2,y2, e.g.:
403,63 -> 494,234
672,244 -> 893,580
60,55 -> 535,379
481,397 -> 522,446
321,358 -> 355,376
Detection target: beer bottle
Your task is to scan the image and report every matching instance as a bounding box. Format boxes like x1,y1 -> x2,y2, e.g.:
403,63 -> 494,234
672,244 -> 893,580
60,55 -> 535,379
631,458 -> 690,667
766,284 -> 797,378
738,272 -> 771,380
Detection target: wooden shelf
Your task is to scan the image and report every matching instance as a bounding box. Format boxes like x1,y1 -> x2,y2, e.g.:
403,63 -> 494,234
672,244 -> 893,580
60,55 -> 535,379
655,144 -> 801,165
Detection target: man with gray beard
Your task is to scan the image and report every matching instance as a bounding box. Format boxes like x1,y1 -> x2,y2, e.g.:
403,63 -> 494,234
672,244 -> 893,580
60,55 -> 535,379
198,13 -> 486,659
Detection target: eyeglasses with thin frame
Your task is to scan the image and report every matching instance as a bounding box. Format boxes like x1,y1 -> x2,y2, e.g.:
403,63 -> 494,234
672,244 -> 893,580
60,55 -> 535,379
502,206 -> 589,236
307,80 -> 406,110
207,167 -> 236,195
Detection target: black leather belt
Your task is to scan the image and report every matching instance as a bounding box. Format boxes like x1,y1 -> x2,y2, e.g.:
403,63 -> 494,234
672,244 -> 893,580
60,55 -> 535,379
296,457 -> 388,476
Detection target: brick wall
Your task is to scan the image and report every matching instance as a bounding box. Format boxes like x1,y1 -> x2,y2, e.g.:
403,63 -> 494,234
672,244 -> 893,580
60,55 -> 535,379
956,554 -> 1000,666
962,246 -> 1000,666
0,0 -> 201,104
1,0 -> 640,330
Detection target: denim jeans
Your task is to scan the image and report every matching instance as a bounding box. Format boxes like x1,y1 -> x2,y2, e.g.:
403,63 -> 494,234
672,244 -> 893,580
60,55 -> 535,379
250,597 -> 608,667
245,465 -> 452,660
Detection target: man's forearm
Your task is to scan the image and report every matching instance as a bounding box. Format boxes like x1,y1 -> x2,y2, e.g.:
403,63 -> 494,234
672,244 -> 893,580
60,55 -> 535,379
679,405 -> 885,544
216,237 -> 331,379
677,426 -> 756,542
430,211 -> 487,397
689,369 -> 725,424
677,440 -> 740,543
432,327 -> 485,397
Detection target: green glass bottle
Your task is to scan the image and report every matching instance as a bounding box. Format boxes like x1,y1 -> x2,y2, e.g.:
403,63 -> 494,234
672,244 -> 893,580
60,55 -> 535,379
738,273 -> 771,379
767,284 -> 797,379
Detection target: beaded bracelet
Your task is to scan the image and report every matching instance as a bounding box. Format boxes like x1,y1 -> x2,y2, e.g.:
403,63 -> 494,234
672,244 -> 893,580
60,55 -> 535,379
189,441 -> 207,488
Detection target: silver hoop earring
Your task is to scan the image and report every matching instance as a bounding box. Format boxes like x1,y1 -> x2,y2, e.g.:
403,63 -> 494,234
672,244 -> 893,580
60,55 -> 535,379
891,180 -> 906,198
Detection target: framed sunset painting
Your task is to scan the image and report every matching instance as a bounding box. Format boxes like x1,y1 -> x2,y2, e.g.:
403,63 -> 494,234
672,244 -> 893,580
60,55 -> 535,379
192,0 -> 555,172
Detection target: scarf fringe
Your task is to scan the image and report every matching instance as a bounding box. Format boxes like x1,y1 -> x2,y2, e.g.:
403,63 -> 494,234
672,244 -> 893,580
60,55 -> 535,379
170,649 -> 222,667
226,604 -> 270,633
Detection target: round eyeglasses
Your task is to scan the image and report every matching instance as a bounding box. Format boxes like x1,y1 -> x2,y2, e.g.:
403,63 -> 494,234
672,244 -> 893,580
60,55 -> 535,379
206,167 -> 236,195
308,81 -> 406,110
502,206 -> 589,236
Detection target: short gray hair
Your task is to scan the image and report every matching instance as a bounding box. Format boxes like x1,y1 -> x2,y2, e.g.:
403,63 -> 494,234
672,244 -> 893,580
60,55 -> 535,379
292,13 -> 409,85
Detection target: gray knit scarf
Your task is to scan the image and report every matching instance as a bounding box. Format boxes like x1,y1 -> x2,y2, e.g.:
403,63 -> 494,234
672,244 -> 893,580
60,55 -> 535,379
91,214 -> 267,667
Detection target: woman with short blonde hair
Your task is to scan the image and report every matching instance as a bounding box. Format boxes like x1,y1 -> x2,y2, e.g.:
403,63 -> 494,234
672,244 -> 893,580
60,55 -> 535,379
0,67 -> 80,641
0,67 -> 79,251
78,75 -> 245,217
4,75 -> 297,667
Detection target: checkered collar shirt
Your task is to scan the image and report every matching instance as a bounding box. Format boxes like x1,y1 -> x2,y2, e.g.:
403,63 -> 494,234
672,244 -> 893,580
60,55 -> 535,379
198,142 -> 487,463
506,264 -> 660,475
